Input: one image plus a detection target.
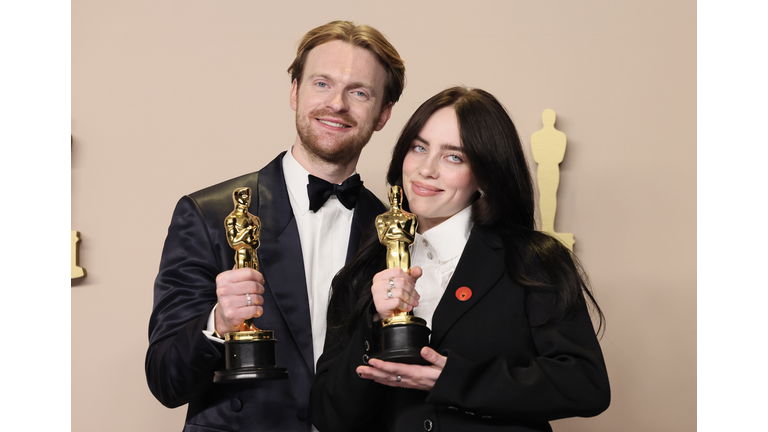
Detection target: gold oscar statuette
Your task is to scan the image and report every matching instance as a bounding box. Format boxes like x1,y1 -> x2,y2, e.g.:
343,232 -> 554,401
213,187 -> 288,382
370,185 -> 431,365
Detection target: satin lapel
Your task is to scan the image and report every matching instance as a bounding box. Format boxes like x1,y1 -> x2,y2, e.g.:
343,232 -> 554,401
254,154 -> 314,373
346,189 -> 386,263
429,227 -> 506,348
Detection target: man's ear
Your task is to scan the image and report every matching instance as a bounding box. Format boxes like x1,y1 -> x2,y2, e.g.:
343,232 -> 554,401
374,102 -> 393,132
289,79 -> 298,111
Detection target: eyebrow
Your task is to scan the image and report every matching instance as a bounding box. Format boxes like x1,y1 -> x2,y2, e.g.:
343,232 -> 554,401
414,135 -> 463,152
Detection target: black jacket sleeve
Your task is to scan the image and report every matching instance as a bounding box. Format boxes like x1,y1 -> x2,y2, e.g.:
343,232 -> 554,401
426,291 -> 610,421
145,196 -> 225,408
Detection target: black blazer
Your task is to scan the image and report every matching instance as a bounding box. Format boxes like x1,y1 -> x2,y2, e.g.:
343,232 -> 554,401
311,225 -> 610,432
146,152 -> 386,432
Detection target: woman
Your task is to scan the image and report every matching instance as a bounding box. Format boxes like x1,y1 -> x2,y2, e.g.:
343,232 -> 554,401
311,87 -> 610,432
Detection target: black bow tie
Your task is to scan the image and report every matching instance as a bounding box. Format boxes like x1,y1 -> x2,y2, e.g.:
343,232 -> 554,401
307,174 -> 363,212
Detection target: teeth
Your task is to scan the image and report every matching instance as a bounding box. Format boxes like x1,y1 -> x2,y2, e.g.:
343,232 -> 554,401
318,119 -> 349,128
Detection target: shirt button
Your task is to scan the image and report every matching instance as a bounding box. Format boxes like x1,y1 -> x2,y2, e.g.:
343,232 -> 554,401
427,252 -> 433,260
448,406 -> 458,411
229,398 -> 242,412
422,239 -> 429,246
364,340 -> 370,352
362,354 -> 369,365
296,408 -> 309,421
423,419 -> 433,431
465,411 -> 475,416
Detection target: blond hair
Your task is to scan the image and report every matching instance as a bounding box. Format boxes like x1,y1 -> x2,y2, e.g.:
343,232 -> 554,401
287,21 -> 405,106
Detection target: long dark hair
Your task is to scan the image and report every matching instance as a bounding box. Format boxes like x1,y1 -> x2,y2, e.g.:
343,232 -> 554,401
327,86 -> 604,347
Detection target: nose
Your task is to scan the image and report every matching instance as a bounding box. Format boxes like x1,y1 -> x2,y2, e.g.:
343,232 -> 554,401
419,156 -> 438,179
326,89 -> 349,113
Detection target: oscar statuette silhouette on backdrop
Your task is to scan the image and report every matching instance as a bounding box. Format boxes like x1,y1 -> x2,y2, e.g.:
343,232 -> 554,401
213,187 -> 289,382
371,185 -> 431,365
532,109 -> 575,251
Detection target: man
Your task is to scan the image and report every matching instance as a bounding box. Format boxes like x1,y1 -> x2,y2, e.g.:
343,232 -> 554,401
146,21 -> 405,432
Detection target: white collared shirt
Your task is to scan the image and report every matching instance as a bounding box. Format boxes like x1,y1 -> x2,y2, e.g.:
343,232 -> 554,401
282,148 -> 354,369
205,148 -> 355,371
410,205 -> 474,331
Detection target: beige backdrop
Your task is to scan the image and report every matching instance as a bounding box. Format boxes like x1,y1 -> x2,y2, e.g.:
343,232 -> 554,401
72,1 -> 696,431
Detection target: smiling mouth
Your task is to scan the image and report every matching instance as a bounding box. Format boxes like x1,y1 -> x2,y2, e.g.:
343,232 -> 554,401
411,182 -> 442,196
317,119 -> 351,128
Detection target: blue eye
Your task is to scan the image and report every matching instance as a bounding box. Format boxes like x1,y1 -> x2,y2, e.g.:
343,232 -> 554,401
447,154 -> 463,163
316,82 -> 328,88
413,144 -> 426,153
354,91 -> 367,97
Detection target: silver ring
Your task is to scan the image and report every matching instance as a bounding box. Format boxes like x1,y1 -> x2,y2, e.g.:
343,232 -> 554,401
246,293 -> 252,307
389,277 -> 395,289
387,289 -> 393,299
396,375 -> 402,383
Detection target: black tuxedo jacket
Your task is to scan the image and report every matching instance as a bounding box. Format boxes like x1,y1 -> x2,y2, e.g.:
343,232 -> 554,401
146,152 -> 386,432
311,225 -> 610,432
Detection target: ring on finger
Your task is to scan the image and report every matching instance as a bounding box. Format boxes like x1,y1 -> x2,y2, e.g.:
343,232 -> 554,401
389,277 -> 395,289
246,293 -> 252,307
387,289 -> 393,299
396,375 -> 402,383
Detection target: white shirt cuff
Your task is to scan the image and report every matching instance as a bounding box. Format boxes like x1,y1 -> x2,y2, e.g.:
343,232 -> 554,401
202,303 -> 225,344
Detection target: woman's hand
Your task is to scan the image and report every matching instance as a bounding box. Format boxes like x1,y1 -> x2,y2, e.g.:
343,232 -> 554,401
371,267 -> 423,320
356,347 -> 446,391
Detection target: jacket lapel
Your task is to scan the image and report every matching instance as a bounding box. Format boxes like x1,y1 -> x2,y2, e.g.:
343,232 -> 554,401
346,189 -> 386,263
429,226 -> 506,348
252,159 -> 386,372
253,154 -> 315,373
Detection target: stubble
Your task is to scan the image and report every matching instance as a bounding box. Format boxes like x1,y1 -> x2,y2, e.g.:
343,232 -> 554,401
295,107 -> 376,167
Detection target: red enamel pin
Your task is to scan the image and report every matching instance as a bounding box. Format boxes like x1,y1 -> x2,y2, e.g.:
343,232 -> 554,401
455,286 -> 472,301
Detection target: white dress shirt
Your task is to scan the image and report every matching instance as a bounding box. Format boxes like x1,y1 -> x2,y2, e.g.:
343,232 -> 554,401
282,148 -> 354,369
409,205 -> 474,332
205,148 -> 355,372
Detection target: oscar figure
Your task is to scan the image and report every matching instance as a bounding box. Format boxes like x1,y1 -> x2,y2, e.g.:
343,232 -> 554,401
531,109 -> 575,250
371,185 -> 431,365
213,187 -> 288,382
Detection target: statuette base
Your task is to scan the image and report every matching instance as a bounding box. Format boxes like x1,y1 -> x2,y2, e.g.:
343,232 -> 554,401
373,316 -> 431,365
214,331 -> 289,383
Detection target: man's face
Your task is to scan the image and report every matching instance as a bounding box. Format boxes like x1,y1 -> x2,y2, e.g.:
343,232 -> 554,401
290,40 -> 392,166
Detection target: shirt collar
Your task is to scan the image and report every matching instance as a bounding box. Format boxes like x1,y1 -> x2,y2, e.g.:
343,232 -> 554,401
282,147 -> 312,214
418,205 -> 474,262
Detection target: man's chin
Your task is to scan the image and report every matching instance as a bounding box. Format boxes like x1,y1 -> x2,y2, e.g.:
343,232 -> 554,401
299,135 -> 371,165
306,144 -> 361,166
296,119 -> 375,165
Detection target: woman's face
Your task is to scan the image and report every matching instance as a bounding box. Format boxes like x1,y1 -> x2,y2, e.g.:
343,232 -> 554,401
402,106 -> 479,233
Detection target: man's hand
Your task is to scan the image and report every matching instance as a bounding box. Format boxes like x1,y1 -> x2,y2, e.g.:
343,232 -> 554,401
214,268 -> 265,335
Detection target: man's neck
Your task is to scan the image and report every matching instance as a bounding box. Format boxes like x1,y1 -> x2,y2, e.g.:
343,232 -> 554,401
291,141 -> 360,184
